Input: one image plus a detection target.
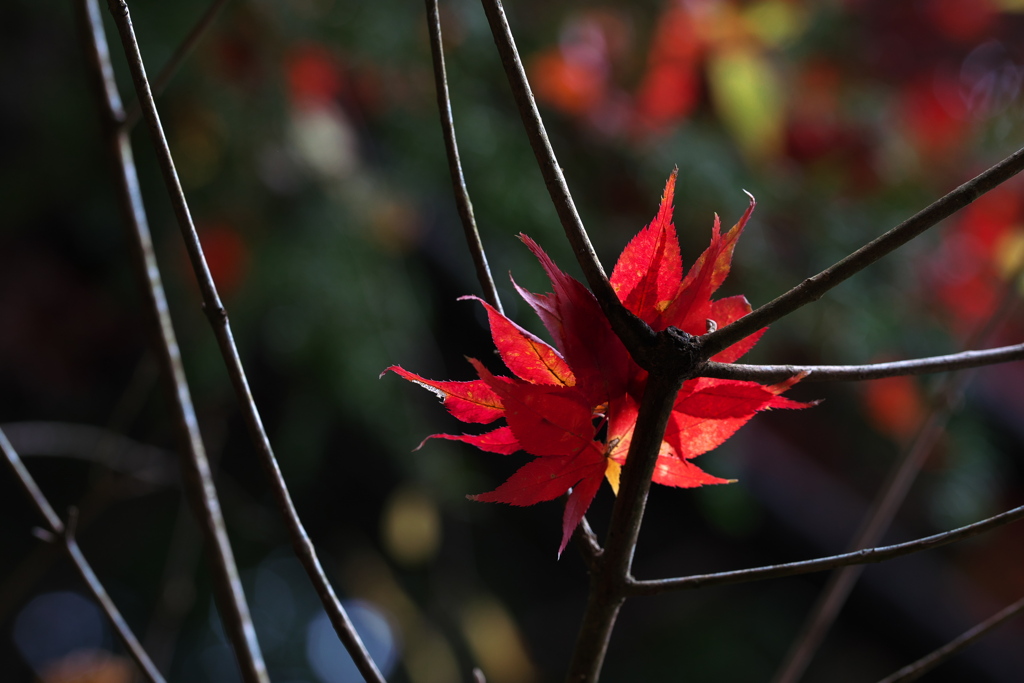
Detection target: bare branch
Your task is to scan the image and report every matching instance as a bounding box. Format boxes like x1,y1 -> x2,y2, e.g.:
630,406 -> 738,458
123,0 -> 230,129
770,392 -> 959,683
575,515 -> 603,572
1,421 -> 175,486
102,2 -> 387,681
702,342 -> 1024,383
79,3 -> 269,681
876,595 -> 1024,683
566,369 -> 686,682
626,501 -> 1024,596
770,258 -> 1024,683
477,0 -> 655,358
701,145 -> 1024,359
425,0 -> 503,313
1,428 -> 167,683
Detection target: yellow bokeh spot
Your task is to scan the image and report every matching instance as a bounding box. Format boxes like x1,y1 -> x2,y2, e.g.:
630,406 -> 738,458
380,486 -> 441,566
708,46 -> 785,163
744,0 -> 806,47
994,228 -> 1024,295
460,596 -> 537,683
994,0 -> 1024,11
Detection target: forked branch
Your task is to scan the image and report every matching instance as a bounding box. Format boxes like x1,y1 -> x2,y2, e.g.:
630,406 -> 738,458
1,428 -> 166,683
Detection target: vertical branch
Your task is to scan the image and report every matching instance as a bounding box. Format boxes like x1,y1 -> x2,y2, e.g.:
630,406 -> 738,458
566,368 -> 686,682
77,3 -> 268,682
1,428 -> 167,683
101,2 -> 387,680
425,0 -> 503,313
772,270 -> 1024,683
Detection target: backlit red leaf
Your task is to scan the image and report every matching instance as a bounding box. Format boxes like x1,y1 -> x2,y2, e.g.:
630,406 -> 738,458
461,296 -> 575,387
652,454 -> 733,488
468,443 -> 607,507
561,463 -> 606,556
469,359 -> 595,457
663,193 -> 756,333
518,235 -> 632,403
469,443 -> 608,556
708,295 -> 765,363
384,366 -> 505,424
421,427 -> 520,455
387,171 -> 817,556
675,378 -> 781,419
611,170 -> 683,324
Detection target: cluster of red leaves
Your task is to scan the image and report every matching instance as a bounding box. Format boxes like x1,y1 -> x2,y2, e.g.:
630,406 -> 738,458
386,172 -> 812,555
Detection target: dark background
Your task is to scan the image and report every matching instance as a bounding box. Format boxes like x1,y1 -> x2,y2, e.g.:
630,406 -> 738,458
3,0 -> 1024,681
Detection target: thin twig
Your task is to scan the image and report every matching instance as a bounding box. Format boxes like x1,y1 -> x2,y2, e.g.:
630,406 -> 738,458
425,0 -> 503,312
0,421 -> 175,485
771,260 -> 1024,683
701,145 -> 1024,358
477,0 -> 655,358
123,0 -> 230,129
1,428 -> 167,683
102,2 -> 387,680
625,501 -> 1024,595
771,416 -> 951,683
566,369 -> 686,682
79,3 -> 269,682
876,595 -> 1024,683
701,341 -> 1024,382
575,515 -> 603,572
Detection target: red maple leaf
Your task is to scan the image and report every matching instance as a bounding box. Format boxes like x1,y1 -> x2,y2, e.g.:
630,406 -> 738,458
385,170 -> 813,556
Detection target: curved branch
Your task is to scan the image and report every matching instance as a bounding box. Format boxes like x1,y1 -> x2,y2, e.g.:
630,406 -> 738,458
102,2 -> 386,681
1,428 -> 167,683
626,501 -> 1024,596
425,0 -> 503,313
876,595 -> 1024,683
700,145 -> 1024,359
477,0 -> 655,357
80,4 -> 268,682
702,342 -> 1024,382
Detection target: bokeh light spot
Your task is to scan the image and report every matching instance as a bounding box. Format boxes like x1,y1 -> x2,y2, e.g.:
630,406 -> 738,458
306,601 -> 398,683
